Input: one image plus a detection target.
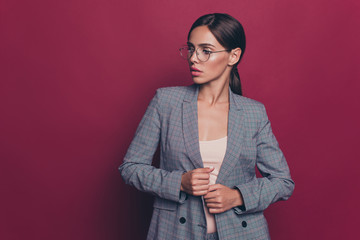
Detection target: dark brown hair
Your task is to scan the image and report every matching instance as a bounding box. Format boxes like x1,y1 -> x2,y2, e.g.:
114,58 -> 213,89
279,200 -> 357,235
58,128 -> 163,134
188,13 -> 246,95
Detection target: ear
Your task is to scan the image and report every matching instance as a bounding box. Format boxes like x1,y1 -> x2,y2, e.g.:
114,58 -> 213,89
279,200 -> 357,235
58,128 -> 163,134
228,48 -> 242,66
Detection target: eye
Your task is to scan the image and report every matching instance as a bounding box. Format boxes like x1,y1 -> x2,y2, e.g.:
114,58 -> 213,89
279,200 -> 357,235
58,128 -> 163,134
187,46 -> 195,52
202,49 -> 211,55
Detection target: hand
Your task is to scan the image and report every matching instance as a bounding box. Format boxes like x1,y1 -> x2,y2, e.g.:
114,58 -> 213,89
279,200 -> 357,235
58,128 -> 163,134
180,167 -> 214,196
203,184 -> 244,214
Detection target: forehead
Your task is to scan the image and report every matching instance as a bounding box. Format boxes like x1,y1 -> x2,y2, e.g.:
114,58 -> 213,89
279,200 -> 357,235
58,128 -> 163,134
188,26 -> 221,48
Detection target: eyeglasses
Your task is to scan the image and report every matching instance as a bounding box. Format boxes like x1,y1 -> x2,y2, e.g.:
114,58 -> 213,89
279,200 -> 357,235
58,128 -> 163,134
179,45 -> 230,62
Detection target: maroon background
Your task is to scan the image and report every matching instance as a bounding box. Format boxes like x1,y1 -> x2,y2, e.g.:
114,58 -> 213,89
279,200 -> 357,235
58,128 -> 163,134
1,0 -> 359,239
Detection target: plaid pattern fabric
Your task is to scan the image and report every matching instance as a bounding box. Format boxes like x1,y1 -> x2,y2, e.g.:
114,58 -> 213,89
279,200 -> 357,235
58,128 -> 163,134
206,232 -> 219,240
119,84 -> 294,240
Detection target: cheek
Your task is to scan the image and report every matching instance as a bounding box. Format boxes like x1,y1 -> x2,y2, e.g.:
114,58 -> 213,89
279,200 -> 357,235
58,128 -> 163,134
205,57 -> 227,73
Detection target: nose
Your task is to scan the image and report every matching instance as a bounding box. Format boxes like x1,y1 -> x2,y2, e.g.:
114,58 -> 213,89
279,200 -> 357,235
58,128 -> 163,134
189,49 -> 199,64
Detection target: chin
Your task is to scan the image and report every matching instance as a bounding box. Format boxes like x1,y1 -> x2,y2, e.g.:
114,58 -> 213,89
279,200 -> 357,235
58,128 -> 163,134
193,78 -> 216,86
192,77 -> 207,85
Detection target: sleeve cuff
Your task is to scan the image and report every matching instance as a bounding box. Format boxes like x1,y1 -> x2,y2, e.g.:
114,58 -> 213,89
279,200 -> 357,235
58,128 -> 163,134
171,170 -> 188,204
233,186 -> 247,214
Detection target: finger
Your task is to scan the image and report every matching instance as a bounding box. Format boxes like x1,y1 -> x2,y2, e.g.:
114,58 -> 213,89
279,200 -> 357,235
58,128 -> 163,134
192,185 -> 210,191
192,167 -> 215,173
190,178 -> 210,186
192,190 -> 209,196
192,173 -> 211,180
208,184 -> 223,191
190,184 -> 210,192
192,179 -> 210,185
206,203 -> 222,208
204,196 -> 218,202
203,191 -> 217,199
189,179 -> 210,186
208,208 -> 224,214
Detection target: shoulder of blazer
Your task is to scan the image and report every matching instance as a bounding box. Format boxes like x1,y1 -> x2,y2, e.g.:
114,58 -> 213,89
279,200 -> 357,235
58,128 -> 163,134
234,94 -> 270,127
233,93 -> 267,115
154,84 -> 194,108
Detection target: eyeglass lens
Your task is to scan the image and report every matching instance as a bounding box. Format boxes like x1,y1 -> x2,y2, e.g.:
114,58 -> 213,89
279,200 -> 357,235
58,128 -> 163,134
179,46 -> 211,62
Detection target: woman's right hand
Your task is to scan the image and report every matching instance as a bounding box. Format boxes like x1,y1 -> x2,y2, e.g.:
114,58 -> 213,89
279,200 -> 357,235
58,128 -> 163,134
180,167 -> 214,196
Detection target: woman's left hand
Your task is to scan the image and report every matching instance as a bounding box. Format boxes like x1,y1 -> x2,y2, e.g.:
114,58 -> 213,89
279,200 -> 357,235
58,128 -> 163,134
203,184 -> 244,214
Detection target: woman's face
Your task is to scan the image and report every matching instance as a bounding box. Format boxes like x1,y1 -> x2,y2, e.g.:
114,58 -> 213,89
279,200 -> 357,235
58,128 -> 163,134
187,26 -> 234,85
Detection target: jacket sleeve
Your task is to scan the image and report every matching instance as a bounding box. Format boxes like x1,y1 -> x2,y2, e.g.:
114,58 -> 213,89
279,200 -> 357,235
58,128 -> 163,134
233,104 -> 295,214
118,89 -> 186,203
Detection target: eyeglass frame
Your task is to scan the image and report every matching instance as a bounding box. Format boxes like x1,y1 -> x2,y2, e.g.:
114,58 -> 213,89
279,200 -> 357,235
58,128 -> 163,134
179,45 -> 231,62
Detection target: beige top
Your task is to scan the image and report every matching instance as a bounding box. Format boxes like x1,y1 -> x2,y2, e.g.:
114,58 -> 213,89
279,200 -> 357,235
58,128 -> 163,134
199,136 -> 227,234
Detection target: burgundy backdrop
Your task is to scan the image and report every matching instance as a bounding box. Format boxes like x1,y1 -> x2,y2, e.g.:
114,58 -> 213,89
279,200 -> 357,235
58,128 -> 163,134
1,0 -> 359,239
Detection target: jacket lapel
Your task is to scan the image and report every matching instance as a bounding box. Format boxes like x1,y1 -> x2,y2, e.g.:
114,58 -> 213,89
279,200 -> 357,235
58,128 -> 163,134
182,84 -> 246,178
182,84 -> 204,169
216,89 -> 245,184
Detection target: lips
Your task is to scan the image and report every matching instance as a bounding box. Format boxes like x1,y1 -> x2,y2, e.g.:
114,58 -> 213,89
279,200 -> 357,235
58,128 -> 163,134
190,67 -> 202,72
190,68 -> 202,77
190,67 -> 202,77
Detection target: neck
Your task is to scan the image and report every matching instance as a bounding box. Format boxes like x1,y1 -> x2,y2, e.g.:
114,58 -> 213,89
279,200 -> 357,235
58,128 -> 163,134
197,80 -> 230,106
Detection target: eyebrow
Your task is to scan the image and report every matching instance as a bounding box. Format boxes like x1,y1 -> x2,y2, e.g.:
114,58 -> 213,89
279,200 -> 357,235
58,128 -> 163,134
187,42 -> 216,48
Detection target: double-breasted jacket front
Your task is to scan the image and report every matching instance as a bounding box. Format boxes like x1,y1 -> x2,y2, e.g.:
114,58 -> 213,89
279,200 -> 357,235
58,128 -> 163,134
119,83 -> 294,240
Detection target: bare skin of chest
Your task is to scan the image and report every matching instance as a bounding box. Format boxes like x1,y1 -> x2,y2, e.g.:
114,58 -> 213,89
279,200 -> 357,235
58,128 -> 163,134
197,100 -> 229,141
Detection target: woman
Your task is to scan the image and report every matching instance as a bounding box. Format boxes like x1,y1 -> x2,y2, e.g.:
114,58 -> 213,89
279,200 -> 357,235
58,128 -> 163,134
119,13 -> 294,240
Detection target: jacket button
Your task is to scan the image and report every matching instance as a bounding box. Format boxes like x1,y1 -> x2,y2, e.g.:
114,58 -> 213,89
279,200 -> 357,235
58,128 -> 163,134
242,221 -> 247,228
179,217 -> 186,224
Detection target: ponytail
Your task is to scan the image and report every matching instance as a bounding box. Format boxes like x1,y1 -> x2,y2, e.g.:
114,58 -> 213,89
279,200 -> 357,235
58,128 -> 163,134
230,65 -> 242,96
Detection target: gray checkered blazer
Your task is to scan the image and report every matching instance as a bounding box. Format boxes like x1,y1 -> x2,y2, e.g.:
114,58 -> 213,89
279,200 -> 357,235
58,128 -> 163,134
119,84 -> 294,240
